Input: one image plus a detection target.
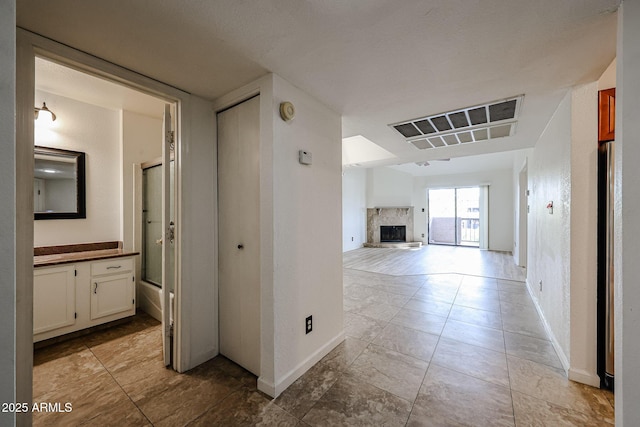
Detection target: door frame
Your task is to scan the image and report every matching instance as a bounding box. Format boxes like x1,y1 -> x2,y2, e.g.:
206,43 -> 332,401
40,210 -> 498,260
518,162 -> 528,267
16,29 -> 188,384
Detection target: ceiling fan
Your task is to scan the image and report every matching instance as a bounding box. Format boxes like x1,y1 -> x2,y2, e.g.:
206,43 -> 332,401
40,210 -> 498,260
415,158 -> 450,167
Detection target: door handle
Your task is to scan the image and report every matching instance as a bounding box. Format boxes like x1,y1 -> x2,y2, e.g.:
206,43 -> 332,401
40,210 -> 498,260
94,282 -> 98,294
167,221 -> 175,244
237,244 -> 244,250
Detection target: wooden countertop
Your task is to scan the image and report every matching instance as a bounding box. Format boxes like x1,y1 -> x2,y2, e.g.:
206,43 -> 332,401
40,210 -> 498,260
34,241 -> 139,268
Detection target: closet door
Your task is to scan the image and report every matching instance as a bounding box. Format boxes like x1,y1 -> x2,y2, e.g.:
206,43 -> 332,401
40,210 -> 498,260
217,96 -> 261,375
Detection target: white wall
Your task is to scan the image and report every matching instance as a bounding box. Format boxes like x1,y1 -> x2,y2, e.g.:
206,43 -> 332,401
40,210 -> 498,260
213,74 -> 343,398
271,74 -> 343,394
121,110 -> 162,252
33,90 -> 121,247
616,2 -> 640,424
413,169 -> 514,251
524,67 -> 613,389
526,90 -> 572,368
366,167 -> 413,207
342,168 -> 367,251
0,3 -> 24,425
568,81 -> 599,386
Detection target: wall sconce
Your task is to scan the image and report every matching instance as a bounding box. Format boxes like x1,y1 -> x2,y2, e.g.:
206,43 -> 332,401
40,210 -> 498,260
34,102 -> 57,122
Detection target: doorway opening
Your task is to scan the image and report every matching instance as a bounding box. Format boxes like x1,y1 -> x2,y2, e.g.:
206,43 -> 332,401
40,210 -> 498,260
32,55 -> 178,368
428,187 -> 481,247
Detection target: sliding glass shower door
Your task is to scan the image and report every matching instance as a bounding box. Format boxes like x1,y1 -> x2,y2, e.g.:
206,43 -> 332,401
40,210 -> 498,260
142,165 -> 163,286
428,187 -> 480,247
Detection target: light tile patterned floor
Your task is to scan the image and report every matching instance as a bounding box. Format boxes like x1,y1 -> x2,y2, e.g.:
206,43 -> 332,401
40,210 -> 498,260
33,248 -> 614,426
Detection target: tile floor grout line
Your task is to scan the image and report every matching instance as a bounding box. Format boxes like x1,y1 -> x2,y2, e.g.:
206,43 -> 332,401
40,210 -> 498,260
84,343 -> 155,426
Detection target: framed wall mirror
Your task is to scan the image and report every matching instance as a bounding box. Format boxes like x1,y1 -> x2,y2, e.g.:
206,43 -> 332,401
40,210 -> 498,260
34,146 -> 86,220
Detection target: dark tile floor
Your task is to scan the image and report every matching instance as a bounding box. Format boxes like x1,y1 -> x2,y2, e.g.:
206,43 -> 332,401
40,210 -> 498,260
33,268 -> 614,426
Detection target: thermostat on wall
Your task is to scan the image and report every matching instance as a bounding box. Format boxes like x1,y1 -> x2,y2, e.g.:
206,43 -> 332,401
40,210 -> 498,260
299,150 -> 312,165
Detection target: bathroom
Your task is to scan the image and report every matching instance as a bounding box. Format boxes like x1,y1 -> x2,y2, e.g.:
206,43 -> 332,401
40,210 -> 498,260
33,56 -> 173,346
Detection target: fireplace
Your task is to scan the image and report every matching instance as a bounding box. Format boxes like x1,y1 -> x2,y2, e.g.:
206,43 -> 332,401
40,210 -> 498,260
380,225 -> 406,243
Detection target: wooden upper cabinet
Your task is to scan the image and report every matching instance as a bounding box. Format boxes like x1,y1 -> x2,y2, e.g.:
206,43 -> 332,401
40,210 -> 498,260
599,88 -> 616,143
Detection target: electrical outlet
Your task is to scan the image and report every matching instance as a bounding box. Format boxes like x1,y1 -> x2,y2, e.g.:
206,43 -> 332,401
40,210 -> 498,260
539,280 -> 543,292
421,233 -> 425,238
305,315 -> 313,334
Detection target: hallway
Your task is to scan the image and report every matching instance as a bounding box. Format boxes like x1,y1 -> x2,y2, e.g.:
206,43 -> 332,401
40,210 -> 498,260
33,247 -> 613,426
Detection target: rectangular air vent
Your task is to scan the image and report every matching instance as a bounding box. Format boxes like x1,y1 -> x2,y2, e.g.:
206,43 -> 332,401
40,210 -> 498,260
389,95 -> 523,150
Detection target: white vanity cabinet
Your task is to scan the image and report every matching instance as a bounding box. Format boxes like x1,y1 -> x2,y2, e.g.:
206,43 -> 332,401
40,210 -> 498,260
33,264 -> 76,334
34,255 -> 137,342
90,258 -> 135,320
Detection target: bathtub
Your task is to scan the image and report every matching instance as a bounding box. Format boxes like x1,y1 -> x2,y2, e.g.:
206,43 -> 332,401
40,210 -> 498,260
138,280 -> 162,322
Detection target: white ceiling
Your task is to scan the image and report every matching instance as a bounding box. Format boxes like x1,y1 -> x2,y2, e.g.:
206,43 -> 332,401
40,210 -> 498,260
35,57 -> 167,119
18,0 -> 619,174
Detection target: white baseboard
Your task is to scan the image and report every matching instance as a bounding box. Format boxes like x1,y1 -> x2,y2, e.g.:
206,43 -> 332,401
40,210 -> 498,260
258,331 -> 345,398
568,367 -> 601,388
524,279 -> 602,388
525,279 -> 570,372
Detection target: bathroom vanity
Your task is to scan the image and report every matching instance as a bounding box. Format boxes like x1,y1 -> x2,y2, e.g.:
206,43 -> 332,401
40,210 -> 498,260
33,242 -> 138,342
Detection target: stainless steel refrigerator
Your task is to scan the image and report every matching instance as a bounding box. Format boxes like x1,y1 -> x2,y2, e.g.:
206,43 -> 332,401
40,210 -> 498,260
597,139 -> 615,391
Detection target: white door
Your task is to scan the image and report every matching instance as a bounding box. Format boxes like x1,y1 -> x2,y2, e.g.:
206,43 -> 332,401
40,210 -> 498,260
162,104 -> 176,367
217,96 -> 261,375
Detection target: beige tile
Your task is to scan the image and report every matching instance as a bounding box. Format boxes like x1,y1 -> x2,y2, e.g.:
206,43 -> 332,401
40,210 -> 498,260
425,274 -> 463,289
412,364 -> 514,426
34,369 -> 145,427
414,283 -> 459,304
190,388 -> 298,426
33,338 -> 87,366
512,390 -> 613,427
133,360 -> 243,426
208,355 -> 258,390
501,310 -> 548,340
33,348 -> 106,398
319,336 -> 368,372
441,318 -> 505,352
366,280 -> 423,297
403,296 -> 452,317
504,331 -> 562,369
349,301 -> 401,322
390,308 -> 446,336
454,292 -> 502,313
457,285 -> 500,300
432,338 -> 510,387
343,295 -> 370,312
365,290 -> 413,308
448,304 -> 503,330
497,279 -> 528,293
274,361 -> 341,419
507,356 -> 614,424
461,275 -> 498,289
372,323 -> 439,361
500,294 -> 538,314
89,327 -> 162,376
344,283 -> 380,300
406,405 -> 466,427
347,344 -> 428,401
302,374 -> 412,427
343,312 -> 386,342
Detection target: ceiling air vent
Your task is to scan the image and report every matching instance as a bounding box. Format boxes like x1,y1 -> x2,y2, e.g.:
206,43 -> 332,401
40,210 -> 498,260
391,95 -> 523,150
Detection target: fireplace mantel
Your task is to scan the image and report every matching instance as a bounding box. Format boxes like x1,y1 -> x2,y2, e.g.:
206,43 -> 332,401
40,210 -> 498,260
366,207 -> 414,245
